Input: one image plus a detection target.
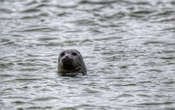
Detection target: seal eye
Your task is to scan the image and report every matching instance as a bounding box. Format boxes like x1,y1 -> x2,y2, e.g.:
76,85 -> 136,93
72,52 -> 77,56
60,52 -> 65,57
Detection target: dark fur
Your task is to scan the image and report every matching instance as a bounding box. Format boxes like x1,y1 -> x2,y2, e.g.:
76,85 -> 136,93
58,49 -> 87,76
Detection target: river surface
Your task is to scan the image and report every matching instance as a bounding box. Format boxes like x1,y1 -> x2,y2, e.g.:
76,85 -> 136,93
0,0 -> 175,110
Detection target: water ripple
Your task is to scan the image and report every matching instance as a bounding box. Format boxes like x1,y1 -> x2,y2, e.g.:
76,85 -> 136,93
1,0 -> 175,109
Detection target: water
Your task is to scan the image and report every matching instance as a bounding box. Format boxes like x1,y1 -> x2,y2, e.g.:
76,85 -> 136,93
0,0 -> 175,109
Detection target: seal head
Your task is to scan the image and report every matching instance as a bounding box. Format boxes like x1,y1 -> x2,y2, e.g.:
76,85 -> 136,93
58,49 -> 87,76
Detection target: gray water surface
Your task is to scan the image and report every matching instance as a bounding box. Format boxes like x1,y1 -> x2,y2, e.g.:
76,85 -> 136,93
0,0 -> 175,110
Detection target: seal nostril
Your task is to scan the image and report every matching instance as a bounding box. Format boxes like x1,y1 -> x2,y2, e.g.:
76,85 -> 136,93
65,56 -> 69,59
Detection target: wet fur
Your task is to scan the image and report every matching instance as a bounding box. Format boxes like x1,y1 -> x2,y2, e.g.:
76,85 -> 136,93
58,49 -> 87,76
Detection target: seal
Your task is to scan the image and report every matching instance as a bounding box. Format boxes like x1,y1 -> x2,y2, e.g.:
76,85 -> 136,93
58,49 -> 87,76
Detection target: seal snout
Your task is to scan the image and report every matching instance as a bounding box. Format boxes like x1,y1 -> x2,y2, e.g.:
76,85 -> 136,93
62,55 -> 73,65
